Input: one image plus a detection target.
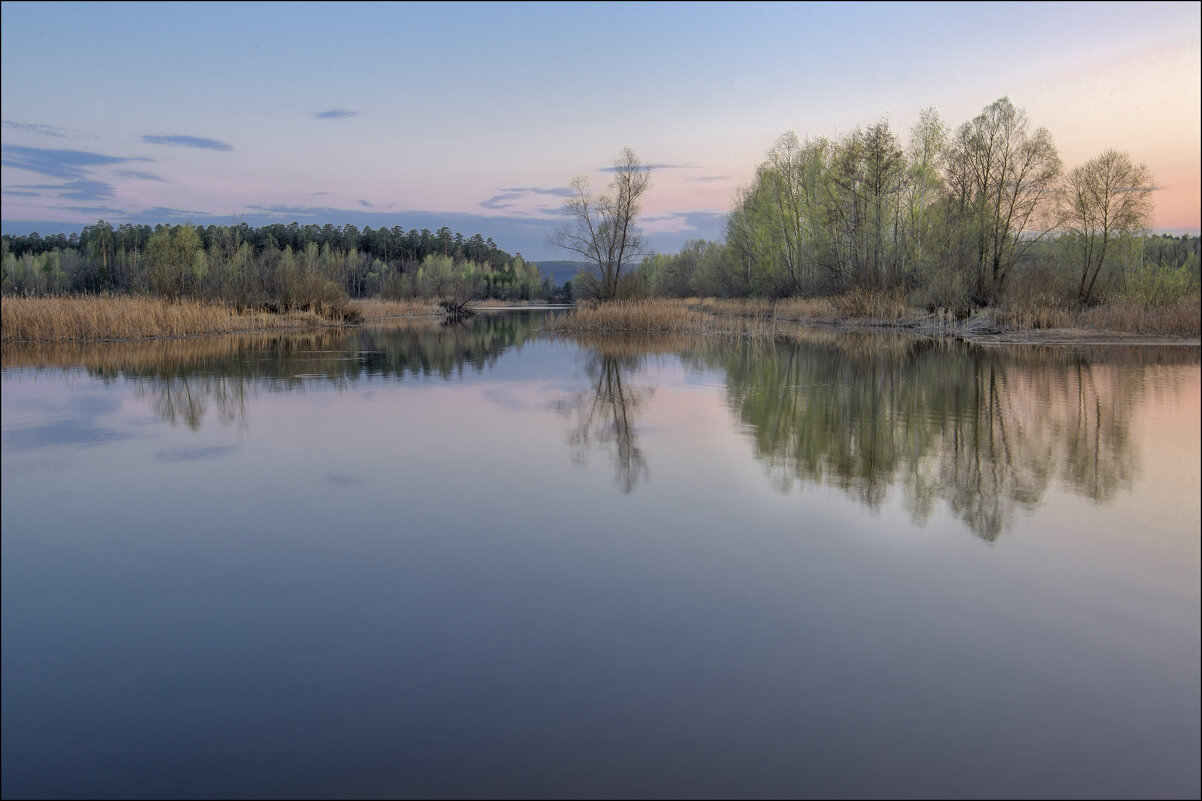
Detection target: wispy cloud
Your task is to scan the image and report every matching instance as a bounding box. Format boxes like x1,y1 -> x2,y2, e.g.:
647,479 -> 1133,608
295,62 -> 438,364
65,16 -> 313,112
481,192 -> 525,210
142,134 -> 233,151
311,109 -> 358,119
639,209 -> 728,236
688,175 -> 732,183
1,144 -> 151,180
481,186 -> 574,212
2,120 -> 70,138
51,181 -> 116,201
52,204 -> 126,216
116,169 -> 165,181
8,180 -> 116,202
499,186 -> 576,197
359,199 -> 374,208
599,163 -> 691,173
243,204 -> 322,217
131,206 -> 209,220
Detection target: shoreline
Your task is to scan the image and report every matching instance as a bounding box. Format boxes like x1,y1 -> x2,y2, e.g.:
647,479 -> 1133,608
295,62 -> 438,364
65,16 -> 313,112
798,316 -> 1201,347
2,294 -> 1198,348
542,298 -> 1202,347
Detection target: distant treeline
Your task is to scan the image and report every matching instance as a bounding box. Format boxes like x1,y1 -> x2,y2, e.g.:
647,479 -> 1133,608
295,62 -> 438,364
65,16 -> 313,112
5,221 -> 512,267
1,220 -> 571,310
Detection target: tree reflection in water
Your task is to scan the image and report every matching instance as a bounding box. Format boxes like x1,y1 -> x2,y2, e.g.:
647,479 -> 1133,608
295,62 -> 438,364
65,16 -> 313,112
692,334 -> 1183,541
1,312 -> 543,428
4,318 -> 1194,541
553,344 -> 651,494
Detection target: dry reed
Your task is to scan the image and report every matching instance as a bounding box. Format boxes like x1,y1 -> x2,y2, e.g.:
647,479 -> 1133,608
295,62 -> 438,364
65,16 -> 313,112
829,288 -> 912,321
1082,297 -> 1201,336
544,299 -> 782,336
551,294 -> 1200,340
1,295 -> 333,343
546,295 -> 915,337
994,296 -> 1201,336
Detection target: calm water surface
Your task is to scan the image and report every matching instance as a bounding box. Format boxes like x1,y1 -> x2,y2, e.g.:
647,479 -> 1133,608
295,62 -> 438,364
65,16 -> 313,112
2,311 -> 1199,799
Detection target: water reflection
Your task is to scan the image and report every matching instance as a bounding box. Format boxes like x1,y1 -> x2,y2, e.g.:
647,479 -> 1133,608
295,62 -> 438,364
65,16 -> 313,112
3,317 -> 1196,541
2,312 -> 545,430
682,334 -> 1192,541
553,341 -> 653,493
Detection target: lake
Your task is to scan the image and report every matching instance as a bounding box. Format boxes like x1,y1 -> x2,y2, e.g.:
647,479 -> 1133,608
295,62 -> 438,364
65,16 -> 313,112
2,310 -> 1199,799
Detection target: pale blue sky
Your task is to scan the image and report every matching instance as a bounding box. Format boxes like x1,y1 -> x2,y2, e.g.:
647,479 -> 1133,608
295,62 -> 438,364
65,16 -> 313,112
2,1 -> 1199,258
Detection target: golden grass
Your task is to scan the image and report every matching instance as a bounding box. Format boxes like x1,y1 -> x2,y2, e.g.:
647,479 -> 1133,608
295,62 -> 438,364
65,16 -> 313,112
543,299 -> 783,336
546,293 -> 1201,339
761,297 -> 841,321
1,295 -> 335,343
687,293 -> 908,323
994,304 -> 1078,331
546,294 -> 916,337
1083,297 -> 1201,336
995,296 -> 1201,336
829,288 -> 912,321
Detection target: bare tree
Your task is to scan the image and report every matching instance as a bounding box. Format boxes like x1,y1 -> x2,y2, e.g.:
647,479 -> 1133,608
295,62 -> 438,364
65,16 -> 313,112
1059,150 -> 1155,305
551,147 -> 651,301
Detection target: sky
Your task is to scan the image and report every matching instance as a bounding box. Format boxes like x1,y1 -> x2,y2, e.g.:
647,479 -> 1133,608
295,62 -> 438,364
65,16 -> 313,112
2,1 -> 1199,260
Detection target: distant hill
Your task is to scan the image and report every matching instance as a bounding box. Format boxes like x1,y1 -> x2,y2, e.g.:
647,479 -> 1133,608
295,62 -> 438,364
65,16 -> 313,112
530,260 -> 592,286
1,220 -> 87,237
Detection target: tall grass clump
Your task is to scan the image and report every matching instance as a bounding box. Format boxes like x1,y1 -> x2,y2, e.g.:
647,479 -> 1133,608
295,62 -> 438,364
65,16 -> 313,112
830,288 -> 912,322
544,299 -> 709,334
1082,297 -> 1200,336
994,302 -> 1080,331
994,290 -> 1200,336
1,295 -> 334,343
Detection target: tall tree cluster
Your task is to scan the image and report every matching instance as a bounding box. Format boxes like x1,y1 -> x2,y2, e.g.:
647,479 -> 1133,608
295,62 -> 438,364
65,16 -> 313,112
646,97 -> 1180,309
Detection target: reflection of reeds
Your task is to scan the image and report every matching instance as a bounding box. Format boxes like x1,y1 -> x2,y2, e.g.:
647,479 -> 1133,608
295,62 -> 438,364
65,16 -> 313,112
551,332 -> 706,359
1,312 -> 550,385
1,329 -> 352,373
1,296 -> 334,343
553,326 -> 935,363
